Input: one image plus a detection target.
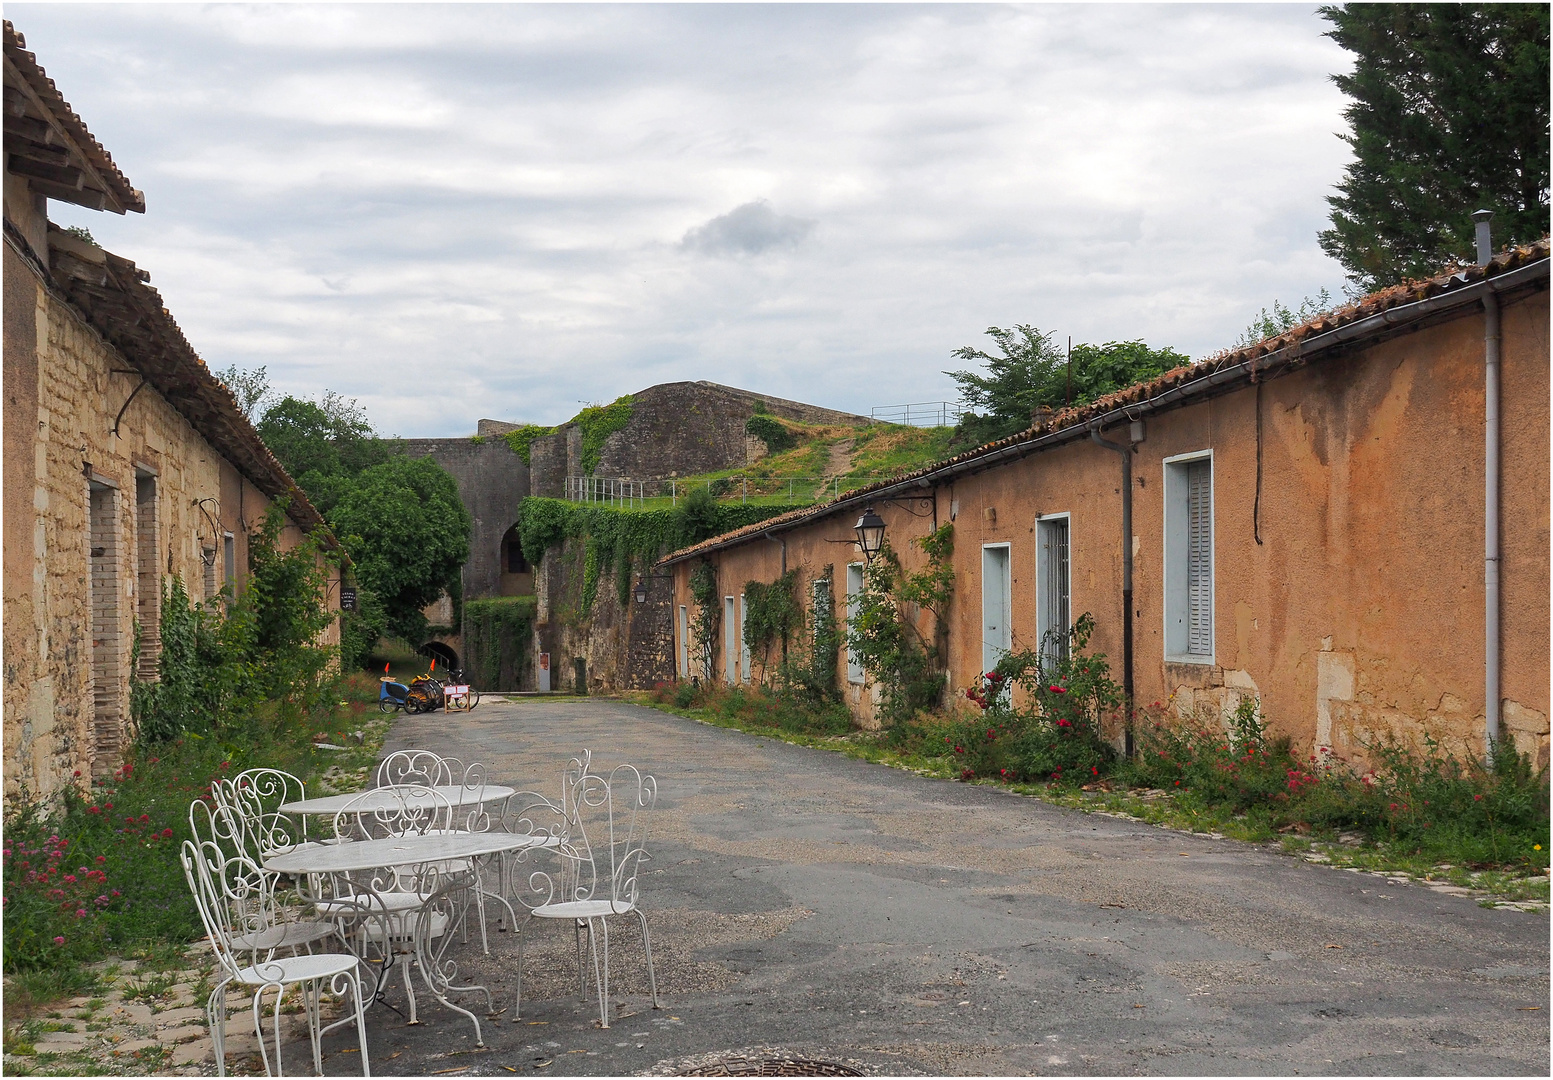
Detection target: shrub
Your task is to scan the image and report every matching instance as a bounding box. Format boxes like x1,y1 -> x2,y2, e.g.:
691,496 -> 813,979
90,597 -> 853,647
745,414 -> 796,453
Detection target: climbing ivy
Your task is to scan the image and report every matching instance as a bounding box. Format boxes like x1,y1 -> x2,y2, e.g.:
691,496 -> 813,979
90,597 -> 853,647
689,560 -> 720,680
742,569 -> 802,682
502,424 -> 553,463
574,395 -> 635,475
463,595 -> 536,691
845,523 -> 956,726
789,565 -> 839,702
515,497 -> 791,616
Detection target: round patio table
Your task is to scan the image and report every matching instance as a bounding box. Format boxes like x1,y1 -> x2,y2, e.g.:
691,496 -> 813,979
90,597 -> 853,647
265,830 -> 558,1046
278,785 -> 515,816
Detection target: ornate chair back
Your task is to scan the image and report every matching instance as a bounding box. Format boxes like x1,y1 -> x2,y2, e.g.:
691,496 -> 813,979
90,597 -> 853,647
225,768 -> 310,861
332,784 -> 456,843
180,835 -> 281,978
547,763 -> 655,911
376,749 -> 452,789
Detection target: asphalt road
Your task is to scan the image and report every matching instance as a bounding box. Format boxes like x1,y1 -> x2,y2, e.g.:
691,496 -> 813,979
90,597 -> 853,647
319,696 -> 1548,1076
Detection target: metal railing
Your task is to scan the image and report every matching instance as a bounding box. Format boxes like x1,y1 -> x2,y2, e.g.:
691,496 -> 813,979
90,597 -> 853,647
870,401 -> 964,427
564,475 -> 896,507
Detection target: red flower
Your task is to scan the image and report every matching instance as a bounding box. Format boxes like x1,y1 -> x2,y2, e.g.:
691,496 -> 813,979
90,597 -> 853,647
95,855 -> 106,864
87,806 -> 101,815
160,828 -> 174,839
1473,794 -> 1482,801
1056,719 -> 1072,728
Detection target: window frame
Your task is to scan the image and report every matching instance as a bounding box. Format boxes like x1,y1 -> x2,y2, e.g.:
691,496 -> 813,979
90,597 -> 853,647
723,595 -> 737,684
1162,449 -> 1215,664
1035,513 -> 1071,666
845,562 -> 865,685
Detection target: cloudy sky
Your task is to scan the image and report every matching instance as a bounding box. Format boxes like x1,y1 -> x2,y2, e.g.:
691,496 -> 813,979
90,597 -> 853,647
17,4 -> 1355,437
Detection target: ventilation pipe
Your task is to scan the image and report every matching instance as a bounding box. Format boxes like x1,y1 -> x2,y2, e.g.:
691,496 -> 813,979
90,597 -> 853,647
1473,209 -> 1500,756
1091,420 -> 1141,758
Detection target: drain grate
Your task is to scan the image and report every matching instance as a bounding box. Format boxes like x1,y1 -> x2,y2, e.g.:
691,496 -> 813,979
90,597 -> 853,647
679,1056 -> 863,1077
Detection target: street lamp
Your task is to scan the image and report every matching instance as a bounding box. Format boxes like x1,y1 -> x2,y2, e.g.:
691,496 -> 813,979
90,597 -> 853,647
854,506 -> 885,562
634,578 -> 648,604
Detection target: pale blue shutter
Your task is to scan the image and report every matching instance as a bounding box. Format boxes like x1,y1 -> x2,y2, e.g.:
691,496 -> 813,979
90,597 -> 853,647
1186,460 -> 1213,655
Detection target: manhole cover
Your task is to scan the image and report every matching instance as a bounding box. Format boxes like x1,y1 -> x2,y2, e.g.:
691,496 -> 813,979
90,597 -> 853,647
679,1056 -> 863,1077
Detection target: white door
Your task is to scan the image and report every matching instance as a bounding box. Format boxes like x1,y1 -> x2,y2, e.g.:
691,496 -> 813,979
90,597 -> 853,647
724,596 -> 737,684
982,544 -> 1011,674
677,604 -> 689,677
739,593 -> 751,683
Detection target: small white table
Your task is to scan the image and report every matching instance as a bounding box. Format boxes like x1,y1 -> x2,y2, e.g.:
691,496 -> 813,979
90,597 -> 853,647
278,785 -> 516,817
266,831 -> 558,1046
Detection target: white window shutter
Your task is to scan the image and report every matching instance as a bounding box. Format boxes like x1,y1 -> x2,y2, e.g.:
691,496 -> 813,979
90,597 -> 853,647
1186,460 -> 1213,655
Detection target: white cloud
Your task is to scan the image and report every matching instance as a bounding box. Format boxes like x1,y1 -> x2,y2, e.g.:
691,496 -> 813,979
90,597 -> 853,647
16,3 -> 1355,437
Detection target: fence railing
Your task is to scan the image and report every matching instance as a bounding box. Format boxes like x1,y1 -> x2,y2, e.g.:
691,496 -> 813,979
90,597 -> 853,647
870,401 -> 964,427
564,475 -> 897,507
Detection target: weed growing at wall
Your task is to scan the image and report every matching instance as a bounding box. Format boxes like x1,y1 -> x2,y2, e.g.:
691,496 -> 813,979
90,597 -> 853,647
463,596 -> 536,690
745,414 -> 796,454
131,501 -> 339,740
846,524 -> 956,725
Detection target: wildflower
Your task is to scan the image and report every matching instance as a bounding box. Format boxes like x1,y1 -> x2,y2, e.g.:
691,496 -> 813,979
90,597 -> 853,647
111,889 -> 120,897
1056,719 -> 1072,728
1474,794 -> 1482,801
63,874 -> 77,884
954,746 -> 964,755
139,814 -> 151,823
53,936 -> 65,946
73,770 -> 81,778
160,828 -> 174,839
87,805 -> 101,814
1388,803 -> 1398,811
1091,766 -> 1099,775
986,728 -> 996,739
95,855 -> 106,864
1049,686 -> 1067,694
75,908 -> 87,918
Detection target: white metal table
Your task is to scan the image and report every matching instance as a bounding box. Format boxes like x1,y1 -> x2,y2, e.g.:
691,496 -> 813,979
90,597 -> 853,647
265,831 -> 555,1045
278,785 -> 516,817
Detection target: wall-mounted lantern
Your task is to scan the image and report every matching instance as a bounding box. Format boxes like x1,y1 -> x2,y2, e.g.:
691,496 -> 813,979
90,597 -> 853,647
854,506 -> 886,562
634,579 -> 649,604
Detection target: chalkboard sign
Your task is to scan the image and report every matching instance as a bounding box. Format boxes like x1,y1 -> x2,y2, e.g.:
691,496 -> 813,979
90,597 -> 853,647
340,587 -> 358,612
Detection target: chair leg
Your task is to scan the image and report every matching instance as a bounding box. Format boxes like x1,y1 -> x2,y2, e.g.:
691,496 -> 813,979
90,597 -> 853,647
636,908 -> 660,1009
252,985 -> 277,1078
307,981 -> 323,1077
208,980 -> 230,1078
350,970 -> 373,1077
574,920 -> 587,999
512,921 -> 525,1020
400,952 -> 419,1024
588,917 -> 609,1029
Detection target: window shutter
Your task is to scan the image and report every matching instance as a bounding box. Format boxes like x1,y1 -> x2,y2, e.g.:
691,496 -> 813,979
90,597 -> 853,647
1039,519 -> 1070,662
1186,460 -> 1212,655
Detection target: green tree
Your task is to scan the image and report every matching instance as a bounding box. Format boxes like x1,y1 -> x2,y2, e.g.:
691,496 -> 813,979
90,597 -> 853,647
1318,4 -> 1550,289
327,455 -> 471,643
215,364 -> 271,421
256,392 -> 398,514
947,326 -> 1188,444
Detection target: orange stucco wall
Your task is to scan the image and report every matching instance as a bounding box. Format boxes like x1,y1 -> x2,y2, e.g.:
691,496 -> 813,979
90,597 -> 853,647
670,290 -> 1549,766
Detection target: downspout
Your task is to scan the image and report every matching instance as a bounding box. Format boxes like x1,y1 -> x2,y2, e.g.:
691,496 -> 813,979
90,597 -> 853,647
1474,210 -> 1500,756
1090,422 -> 1138,758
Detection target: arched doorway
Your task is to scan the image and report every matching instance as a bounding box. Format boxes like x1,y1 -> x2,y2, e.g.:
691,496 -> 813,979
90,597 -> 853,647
499,523 -> 535,596
419,640 -> 459,671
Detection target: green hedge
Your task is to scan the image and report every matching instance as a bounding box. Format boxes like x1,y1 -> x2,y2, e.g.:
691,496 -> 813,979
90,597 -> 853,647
463,595 -> 537,691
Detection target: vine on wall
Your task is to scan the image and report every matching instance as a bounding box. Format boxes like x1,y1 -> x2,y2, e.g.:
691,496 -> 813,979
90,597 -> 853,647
463,595 -> 536,691
783,564 -> 838,702
689,560 -> 720,680
742,569 -> 802,682
845,523 -> 956,725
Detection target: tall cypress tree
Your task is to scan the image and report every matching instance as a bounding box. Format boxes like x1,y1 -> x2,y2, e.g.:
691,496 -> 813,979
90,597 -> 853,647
1318,4 -> 1549,290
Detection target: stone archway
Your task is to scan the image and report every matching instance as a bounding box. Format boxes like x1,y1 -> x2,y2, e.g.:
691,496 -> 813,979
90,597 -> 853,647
419,640 -> 459,671
499,523 -> 535,596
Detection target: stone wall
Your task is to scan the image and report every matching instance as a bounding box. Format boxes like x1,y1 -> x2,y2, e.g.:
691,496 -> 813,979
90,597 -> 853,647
2,252 -> 331,796
401,437 -> 530,604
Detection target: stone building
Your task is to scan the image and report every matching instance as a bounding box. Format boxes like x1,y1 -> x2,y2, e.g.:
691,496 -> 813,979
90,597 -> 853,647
3,23 -> 339,797
662,240 -> 1551,767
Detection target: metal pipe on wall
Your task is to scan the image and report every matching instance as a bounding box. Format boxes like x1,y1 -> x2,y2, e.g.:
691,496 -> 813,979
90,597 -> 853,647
1474,210 -> 1501,755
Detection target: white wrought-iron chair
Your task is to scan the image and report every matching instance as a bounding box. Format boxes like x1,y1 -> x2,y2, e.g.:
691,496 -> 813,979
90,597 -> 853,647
188,797 -> 339,959
513,762 -> 659,1028
180,838 -> 371,1078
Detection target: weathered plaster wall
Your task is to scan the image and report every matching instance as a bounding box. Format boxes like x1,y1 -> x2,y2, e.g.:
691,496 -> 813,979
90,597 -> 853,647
669,295 -> 1550,766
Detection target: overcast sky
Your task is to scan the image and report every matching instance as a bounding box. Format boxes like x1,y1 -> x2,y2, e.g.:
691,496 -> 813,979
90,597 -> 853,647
17,4 -> 1355,437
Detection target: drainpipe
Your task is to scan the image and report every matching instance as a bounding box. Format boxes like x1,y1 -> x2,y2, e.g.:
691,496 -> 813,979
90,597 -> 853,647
1090,421 -> 1140,758
1474,210 -> 1500,756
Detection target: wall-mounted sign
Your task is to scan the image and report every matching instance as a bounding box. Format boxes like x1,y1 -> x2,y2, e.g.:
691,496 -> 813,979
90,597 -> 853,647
340,587 -> 357,612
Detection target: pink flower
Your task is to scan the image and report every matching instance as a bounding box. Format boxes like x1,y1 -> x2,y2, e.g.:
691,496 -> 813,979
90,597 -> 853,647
75,908 -> 87,918
95,855 -> 106,864
52,936 -> 65,946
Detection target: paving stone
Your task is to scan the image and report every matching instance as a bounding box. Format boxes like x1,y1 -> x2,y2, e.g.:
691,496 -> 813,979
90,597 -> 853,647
171,1042 -> 211,1067
111,1039 -> 161,1054
109,1001 -> 155,1025
34,1033 -> 87,1051
155,1006 -> 207,1025
161,1024 -> 207,1045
